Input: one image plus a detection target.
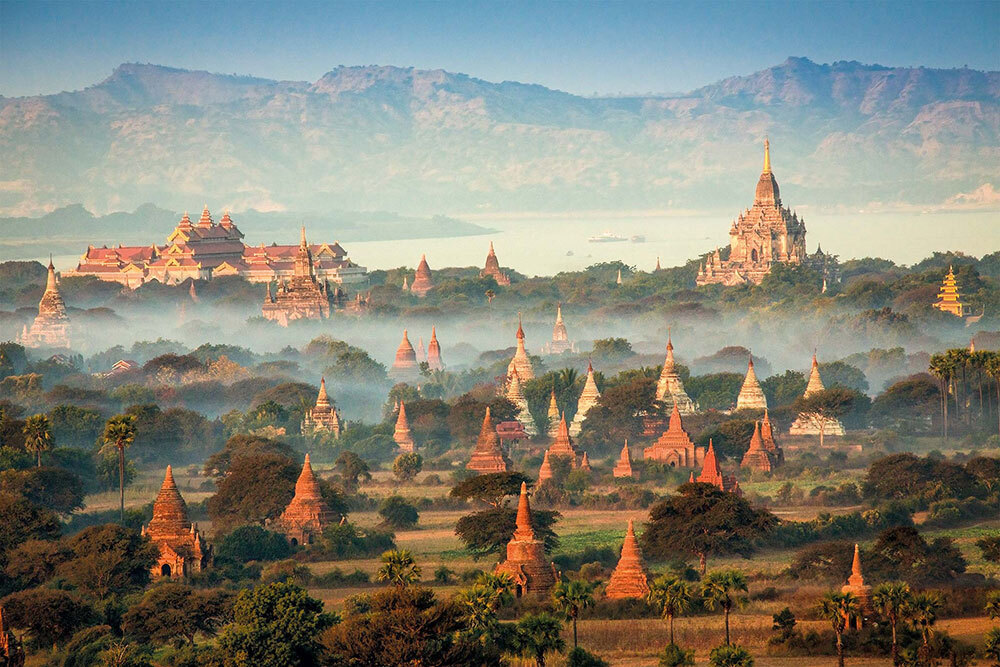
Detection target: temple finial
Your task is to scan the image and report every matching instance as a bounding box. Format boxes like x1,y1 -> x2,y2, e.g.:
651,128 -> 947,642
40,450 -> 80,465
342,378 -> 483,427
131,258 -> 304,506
763,138 -> 771,173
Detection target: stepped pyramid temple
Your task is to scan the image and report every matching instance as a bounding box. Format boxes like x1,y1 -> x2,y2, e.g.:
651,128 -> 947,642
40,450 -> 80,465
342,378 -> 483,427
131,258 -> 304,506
644,404 -> 705,468
697,441 -> 741,495
507,315 -> 535,380
544,304 -> 576,354
261,228 -> 337,325
467,408 -> 512,473
142,466 -> 211,578
410,254 -> 434,297
390,329 -> 420,381
736,356 -> 768,411
426,327 -> 444,370
302,378 -> 343,436
654,332 -> 697,414
495,482 -> 558,597
480,242 -> 511,286
789,353 -> 846,437
393,401 -> 416,452
546,390 -> 560,437
841,544 -> 873,629
605,519 -> 651,599
505,369 -> 536,436
613,441 -> 636,479
741,421 -> 776,472
1,605 -> 25,667
19,260 -> 70,348
571,362 -> 601,436
274,454 -> 336,546
933,265 -> 965,316
66,206 -> 367,287
696,140 -> 808,286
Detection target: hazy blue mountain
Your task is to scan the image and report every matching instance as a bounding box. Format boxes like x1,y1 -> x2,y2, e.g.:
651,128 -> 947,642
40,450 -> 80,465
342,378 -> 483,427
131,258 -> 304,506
1,58 -> 996,217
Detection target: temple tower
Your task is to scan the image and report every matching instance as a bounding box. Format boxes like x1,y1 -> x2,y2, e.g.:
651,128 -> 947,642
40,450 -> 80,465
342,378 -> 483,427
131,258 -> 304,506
736,355 -> 768,411
467,407 -> 511,474
393,401 -> 416,452
276,454 -> 336,546
426,326 -> 444,370
143,466 -> 211,577
390,329 -> 420,381
789,353 -> 845,437
570,362 -> 601,436
480,242 -> 511,286
303,378 -> 342,436
613,441 -> 636,479
696,441 -> 741,494
740,421 -> 773,472
933,266 -> 965,316
545,303 -> 574,354
841,544 -> 873,629
505,369 -> 536,436
507,314 -> 535,380
546,389 -> 560,438
19,259 -> 70,348
654,331 -> 697,414
494,482 -> 558,597
605,519 -> 651,599
538,449 -> 554,483
410,254 -> 434,297
547,413 -> 580,465
643,404 -> 704,468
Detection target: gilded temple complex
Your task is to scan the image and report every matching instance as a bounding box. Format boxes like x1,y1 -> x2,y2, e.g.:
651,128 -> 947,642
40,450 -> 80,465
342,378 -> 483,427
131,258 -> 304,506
261,228 -> 337,325
142,466 -> 212,578
934,266 -> 965,316
19,260 -> 70,349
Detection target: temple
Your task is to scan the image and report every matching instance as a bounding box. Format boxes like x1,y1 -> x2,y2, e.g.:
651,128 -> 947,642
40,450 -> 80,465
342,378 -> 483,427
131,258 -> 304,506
390,329 -> 420,381
426,326 -> 444,370
410,254 -> 434,297
18,259 -> 70,349
467,407 -> 511,473
261,227 -> 336,325
65,207 -> 367,287
643,404 -> 705,468
605,519 -> 651,599
538,449 -> 554,483
494,482 -> 558,597
933,265 -> 965,316
654,332 -> 696,414
740,421 -> 775,472
393,401 -> 416,452
570,362 -> 601,436
760,411 -> 784,465
142,466 -> 212,578
480,242 -> 511,286
507,314 -> 535,380
505,369 -> 536,436
696,441 -> 741,495
544,303 -> 575,354
546,413 -> 582,467
789,353 -> 845,437
546,389 -> 560,437
736,356 -> 768,411
613,441 -> 636,479
302,378 -> 343,436
274,454 -> 336,546
841,544 -> 873,629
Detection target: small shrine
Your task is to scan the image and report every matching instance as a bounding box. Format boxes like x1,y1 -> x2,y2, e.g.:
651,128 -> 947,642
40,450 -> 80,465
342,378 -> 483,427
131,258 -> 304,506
274,454 -> 336,546
410,254 -> 434,297
494,482 -> 558,597
142,466 -> 211,578
654,331 -> 697,414
544,303 -> 575,354
467,407 -> 511,474
736,355 -> 768,411
426,326 -> 444,370
480,242 -> 511,286
841,544 -> 874,629
605,519 -> 651,599
789,353 -> 846,437
507,314 -> 535,380
393,401 -> 416,452
613,441 -> 636,479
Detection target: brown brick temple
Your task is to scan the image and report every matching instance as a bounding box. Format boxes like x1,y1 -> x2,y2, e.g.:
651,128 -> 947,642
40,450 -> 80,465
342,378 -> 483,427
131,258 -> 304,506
643,404 -> 705,468
426,326 -> 444,370
410,254 -> 434,297
494,482 -> 558,597
393,401 -> 416,452
605,519 -> 651,599
841,544 -> 873,629
480,242 -> 511,286
390,329 -> 420,381
613,440 -> 636,479
274,454 -> 336,546
142,466 -> 211,578
507,314 -> 535,380
467,407 -> 511,474
696,441 -> 741,495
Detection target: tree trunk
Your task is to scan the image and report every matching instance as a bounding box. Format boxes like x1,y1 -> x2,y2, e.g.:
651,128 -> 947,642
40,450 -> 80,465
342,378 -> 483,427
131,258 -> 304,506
943,381 -> 949,441
669,613 -> 675,645
995,379 -> 999,437
572,613 -> 578,649
836,631 -> 845,667
699,552 -> 706,575
118,445 -> 125,523
36,450 -> 41,467
890,619 -> 898,666
819,419 -> 825,448
724,608 -> 730,646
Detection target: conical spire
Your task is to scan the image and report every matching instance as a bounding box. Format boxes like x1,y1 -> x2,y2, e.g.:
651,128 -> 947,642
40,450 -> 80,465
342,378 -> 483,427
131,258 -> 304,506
763,138 -> 771,174
427,325 -> 444,370
516,312 -> 525,340
46,256 -> 57,291
513,481 -> 534,540
316,377 -> 331,409
748,421 -> 763,450
147,465 -> 191,538
804,352 -> 826,396
293,453 -> 322,500
736,354 -> 768,410
616,268 -> 623,284
300,225 -> 307,248
556,303 -> 563,324
411,254 -> 433,296
605,518 -> 651,599
467,406 -> 510,473
655,256 -> 662,271
393,401 -> 415,452
580,451 -> 592,471
538,449 -> 554,482
613,440 -> 635,478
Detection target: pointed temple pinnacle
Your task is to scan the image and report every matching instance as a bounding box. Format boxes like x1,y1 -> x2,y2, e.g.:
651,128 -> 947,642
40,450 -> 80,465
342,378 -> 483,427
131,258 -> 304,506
513,480 -> 534,539
300,225 -> 307,247
763,138 -> 771,173
852,543 -> 862,577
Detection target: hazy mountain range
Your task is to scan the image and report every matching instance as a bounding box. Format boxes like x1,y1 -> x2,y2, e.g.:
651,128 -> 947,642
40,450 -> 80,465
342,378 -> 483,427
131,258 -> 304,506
1,57 -> 997,218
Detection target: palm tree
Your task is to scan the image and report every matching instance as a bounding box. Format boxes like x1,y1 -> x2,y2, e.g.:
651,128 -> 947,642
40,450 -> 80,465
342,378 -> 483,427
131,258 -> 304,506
552,580 -> 596,649
929,353 -> 952,441
103,414 -> 137,522
909,592 -> 943,666
985,352 -> 1000,437
985,627 -> 1000,664
376,549 -> 421,587
22,414 -> 53,468
872,581 -> 912,665
515,612 -> 566,667
817,591 -> 858,667
647,575 -> 693,645
701,570 -> 748,647
986,590 -> 1000,620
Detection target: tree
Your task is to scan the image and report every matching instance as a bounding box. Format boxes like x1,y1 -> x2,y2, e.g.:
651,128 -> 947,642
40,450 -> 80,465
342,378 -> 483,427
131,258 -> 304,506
123,584 -> 233,645
334,450 -> 371,491
647,576 -> 693,645
552,580 -> 595,649
565,647 -> 610,667
393,452 -> 423,482
0,467 -> 85,514
216,582 -> 333,667
103,414 -> 137,523
592,337 -> 634,362
516,612 -> 566,667
909,592 -> 943,666
57,524 -> 158,600
642,484 -> 777,573
376,549 -> 421,587
793,388 -> 856,447
658,642 -> 696,667
455,506 -> 560,559
22,414 -> 53,467
817,591 -> 858,667
0,587 -> 94,648
450,472 -> 531,508
203,434 -> 295,478
986,591 -> 1000,620
985,628 -> 1000,665
707,644 -> 754,667
206,453 -> 299,532
701,570 -> 748,647
872,581 -> 913,665
977,536 -> 1000,564
216,525 -> 293,563
378,495 -> 419,529
771,608 -> 796,643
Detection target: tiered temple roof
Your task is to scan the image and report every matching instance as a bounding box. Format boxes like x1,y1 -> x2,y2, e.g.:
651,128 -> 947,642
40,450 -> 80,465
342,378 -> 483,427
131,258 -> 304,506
19,260 -> 70,349
390,329 -> 420,381
570,362 -> 601,436
410,254 -> 434,297
467,408 -> 511,474
261,227 -> 336,325
643,404 -> 704,468
505,369 -> 536,436
654,331 -> 696,414
789,353 -> 845,437
143,466 -> 211,578
426,326 -> 444,370
480,242 -> 511,286
613,441 -> 636,479
934,265 -> 965,317
736,356 -> 768,411
605,519 -> 651,599
393,401 -> 416,452
841,544 -> 874,629
544,303 -> 575,354
303,378 -> 343,436
507,314 -> 535,380
275,454 -> 336,545
494,482 -> 558,597
696,441 -> 741,495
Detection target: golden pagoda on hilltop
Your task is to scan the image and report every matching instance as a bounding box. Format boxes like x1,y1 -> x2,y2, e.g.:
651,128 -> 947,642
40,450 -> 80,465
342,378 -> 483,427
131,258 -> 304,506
934,265 -> 965,316
494,482 -> 558,597
142,466 -> 211,577
19,259 -> 71,349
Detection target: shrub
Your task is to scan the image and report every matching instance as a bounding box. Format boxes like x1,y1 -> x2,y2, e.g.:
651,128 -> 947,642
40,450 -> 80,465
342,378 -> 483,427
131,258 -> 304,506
567,646 -> 610,667
321,522 -> 395,559
377,495 -> 419,529
216,525 -> 292,563
709,644 -> 754,667
659,643 -> 695,667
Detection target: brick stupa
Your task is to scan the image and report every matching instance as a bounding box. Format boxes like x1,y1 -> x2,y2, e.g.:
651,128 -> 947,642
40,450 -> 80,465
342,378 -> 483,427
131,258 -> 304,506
547,413 -> 581,466
570,361 -> 601,436
275,454 -> 336,545
467,407 -> 511,473
841,544 -> 873,629
302,378 -> 342,436
579,451 -> 592,472
480,242 -> 511,286
538,449 -> 554,483
507,314 -> 535,380
393,401 -> 416,452
696,441 -> 741,495
654,331 -> 697,414
605,519 -> 651,599
613,440 -> 636,479
390,329 -> 420,381
410,254 -> 433,297
736,355 -> 768,411
494,482 -> 558,597
426,326 -> 444,370
740,421 -> 773,472
142,466 -> 211,578
643,404 -> 705,468
19,259 -> 70,348
760,411 -> 784,465
789,353 -> 845,437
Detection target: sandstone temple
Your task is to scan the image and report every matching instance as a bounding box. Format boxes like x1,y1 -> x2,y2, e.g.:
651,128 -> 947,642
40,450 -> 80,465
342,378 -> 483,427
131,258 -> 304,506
736,356 -> 768,411
274,454 -> 336,546
480,242 -> 511,286
643,404 -> 705,468
302,378 -> 343,436
740,416 -> 784,473
261,228 -> 344,325
841,544 -> 873,629
789,353 -> 846,437
613,441 -> 636,479
467,407 -> 511,474
19,260 -> 70,349
605,519 -> 651,599
654,332 -> 696,414
494,482 -> 558,597
426,327 -> 444,370
696,441 -> 741,495
142,466 -> 212,578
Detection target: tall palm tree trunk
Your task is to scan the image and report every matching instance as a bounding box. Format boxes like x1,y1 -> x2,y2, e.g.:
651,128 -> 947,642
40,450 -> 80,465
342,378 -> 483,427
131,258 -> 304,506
118,444 -> 125,523
572,613 -> 578,649
836,630 -> 845,667
724,607 -> 730,646
669,613 -> 675,645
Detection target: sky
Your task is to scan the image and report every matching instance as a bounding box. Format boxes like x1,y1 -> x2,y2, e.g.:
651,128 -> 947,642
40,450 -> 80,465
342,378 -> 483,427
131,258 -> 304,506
1,0 -> 997,98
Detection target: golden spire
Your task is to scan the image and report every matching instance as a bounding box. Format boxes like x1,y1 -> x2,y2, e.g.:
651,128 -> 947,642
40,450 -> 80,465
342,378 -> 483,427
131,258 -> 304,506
763,138 -> 771,174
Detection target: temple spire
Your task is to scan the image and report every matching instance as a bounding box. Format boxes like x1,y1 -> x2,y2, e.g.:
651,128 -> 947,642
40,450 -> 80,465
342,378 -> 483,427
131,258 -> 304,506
300,225 -> 307,248
763,138 -> 771,174
513,481 -> 534,539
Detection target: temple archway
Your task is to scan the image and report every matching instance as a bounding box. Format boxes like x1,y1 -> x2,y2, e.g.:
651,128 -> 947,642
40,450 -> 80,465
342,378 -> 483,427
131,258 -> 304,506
161,563 -> 171,577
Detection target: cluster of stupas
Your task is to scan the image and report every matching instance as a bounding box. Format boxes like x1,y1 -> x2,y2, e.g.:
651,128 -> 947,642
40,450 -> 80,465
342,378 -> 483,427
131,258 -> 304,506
392,401 -> 416,452
788,353 -> 845,437
390,328 -> 444,381
538,413 -> 590,483
740,412 -> 784,472
302,378 -> 343,436
693,441 -> 742,495
272,454 -> 337,546
493,482 -> 558,597
142,466 -> 212,578
18,259 -> 71,349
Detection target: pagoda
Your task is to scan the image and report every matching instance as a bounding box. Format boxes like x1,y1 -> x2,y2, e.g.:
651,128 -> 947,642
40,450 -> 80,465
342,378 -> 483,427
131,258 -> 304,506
740,421 -> 774,472
261,227 -> 334,326
933,266 -> 965,316
546,389 -> 560,437
696,140 -> 808,286
579,451 -> 592,472
390,329 -> 420,381
841,544 -> 873,629
654,331 -> 697,415
426,326 -> 444,370
19,259 -> 70,349
142,466 -> 211,578
789,353 -> 845,437
605,519 -> 651,599
643,404 -> 705,468
415,337 -> 426,363
546,413 -> 581,466
494,482 -> 558,597
613,441 -> 636,479
393,401 -> 416,452
696,441 -> 741,495
467,408 -> 511,474
410,254 -> 434,297
507,314 -> 535,380
538,449 -> 554,483
760,411 -> 784,465
302,378 -> 343,436
480,242 -> 511,286
275,454 -> 336,546
505,369 -> 536,436
544,303 -> 575,354
570,362 -> 601,436
736,355 -> 768,411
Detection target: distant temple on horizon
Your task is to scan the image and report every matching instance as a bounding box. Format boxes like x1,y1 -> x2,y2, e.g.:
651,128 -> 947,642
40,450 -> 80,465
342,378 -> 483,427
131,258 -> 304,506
19,259 -> 71,349
261,227 -> 340,325
64,206 -> 368,287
